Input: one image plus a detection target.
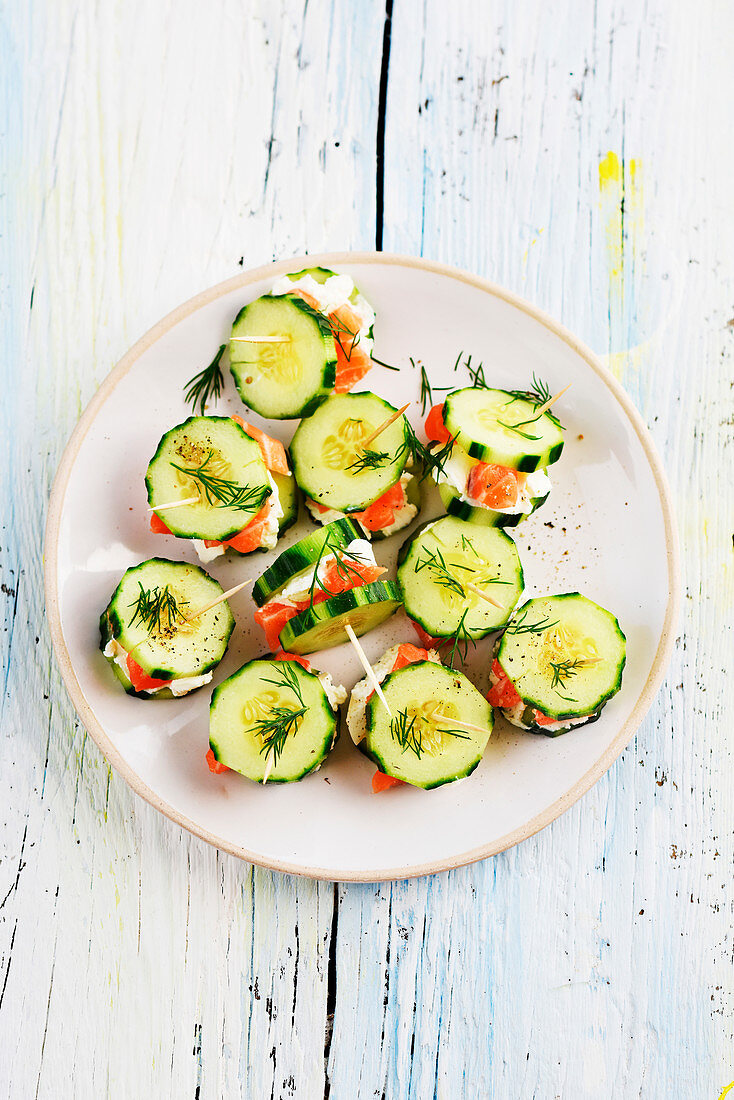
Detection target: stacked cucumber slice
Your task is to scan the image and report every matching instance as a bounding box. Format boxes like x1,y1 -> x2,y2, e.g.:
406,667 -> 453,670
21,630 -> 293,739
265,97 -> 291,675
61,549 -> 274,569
252,519 -> 402,655
290,392 -> 420,539
100,558 -> 235,699
430,385 -> 564,528
348,647 -> 494,789
147,416 -> 272,542
209,657 -> 345,783
230,294 -> 337,419
397,516 -> 524,642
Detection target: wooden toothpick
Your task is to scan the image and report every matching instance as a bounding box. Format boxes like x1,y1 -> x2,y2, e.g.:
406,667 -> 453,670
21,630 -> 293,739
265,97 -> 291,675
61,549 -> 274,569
187,578 -> 253,621
465,582 -> 503,609
530,382 -> 572,419
345,624 -> 392,717
359,403 -> 411,448
148,496 -> 200,512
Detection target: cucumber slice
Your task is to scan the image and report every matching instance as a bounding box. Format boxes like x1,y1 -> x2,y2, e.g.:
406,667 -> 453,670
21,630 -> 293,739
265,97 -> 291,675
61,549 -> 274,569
437,481 -> 550,528
362,661 -> 493,789
278,580 -> 402,655
290,392 -> 409,512
100,558 -> 235,689
252,518 -> 363,607
146,416 -> 271,542
497,593 -> 626,720
284,266 -> 337,286
209,658 -> 339,782
397,516 -> 524,638
272,458 -> 300,537
230,294 -> 337,419
443,388 -> 564,471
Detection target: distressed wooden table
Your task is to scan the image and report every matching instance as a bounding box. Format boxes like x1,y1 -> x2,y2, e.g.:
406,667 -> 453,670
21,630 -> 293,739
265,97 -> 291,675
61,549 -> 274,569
1,2 -> 732,1097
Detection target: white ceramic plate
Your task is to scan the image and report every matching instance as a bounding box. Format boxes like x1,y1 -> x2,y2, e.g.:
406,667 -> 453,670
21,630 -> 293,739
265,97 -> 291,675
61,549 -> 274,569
45,253 -> 680,881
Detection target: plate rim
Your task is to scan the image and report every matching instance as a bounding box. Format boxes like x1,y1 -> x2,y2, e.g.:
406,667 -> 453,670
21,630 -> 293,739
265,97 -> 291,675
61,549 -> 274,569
43,250 -> 681,882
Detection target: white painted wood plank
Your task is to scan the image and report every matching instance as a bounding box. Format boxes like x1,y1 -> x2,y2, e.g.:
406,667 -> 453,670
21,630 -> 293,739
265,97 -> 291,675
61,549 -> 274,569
1,0 -> 732,1097
327,2 -> 733,1097
0,2 -> 382,1097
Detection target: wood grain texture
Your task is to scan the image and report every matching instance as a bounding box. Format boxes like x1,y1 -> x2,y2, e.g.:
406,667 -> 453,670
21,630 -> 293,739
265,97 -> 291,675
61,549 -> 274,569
1,1 -> 731,1097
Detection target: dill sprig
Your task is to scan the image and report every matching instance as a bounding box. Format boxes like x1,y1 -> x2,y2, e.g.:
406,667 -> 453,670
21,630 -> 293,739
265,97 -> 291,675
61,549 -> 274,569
506,373 -> 552,407
254,661 -> 309,769
347,448 -> 391,473
436,608 -> 475,669
413,547 -> 466,598
462,352 -> 489,389
416,359 -> 451,415
253,706 -> 308,767
504,606 -> 558,636
183,344 -> 226,416
420,431 -> 460,482
501,373 -> 561,433
170,451 -> 272,511
261,660 -> 306,707
370,354 -> 401,372
548,657 -> 598,697
128,583 -> 188,636
389,707 -> 469,759
307,530 -> 370,608
495,419 -> 542,440
326,311 -> 361,361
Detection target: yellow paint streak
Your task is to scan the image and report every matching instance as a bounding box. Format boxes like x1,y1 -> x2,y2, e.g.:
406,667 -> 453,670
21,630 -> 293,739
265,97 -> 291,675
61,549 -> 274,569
717,1083 -> 734,1100
598,151 -> 644,376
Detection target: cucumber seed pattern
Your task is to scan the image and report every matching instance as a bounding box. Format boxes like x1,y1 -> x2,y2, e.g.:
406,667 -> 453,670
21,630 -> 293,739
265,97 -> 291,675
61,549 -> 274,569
322,417 -> 376,470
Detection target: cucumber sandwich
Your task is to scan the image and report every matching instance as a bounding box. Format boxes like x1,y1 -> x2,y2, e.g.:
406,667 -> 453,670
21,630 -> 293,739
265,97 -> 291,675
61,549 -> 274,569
347,643 -> 494,790
99,558 -> 235,699
207,652 -> 346,783
290,392 -> 421,539
424,377 -> 565,527
487,593 -> 626,735
397,515 -> 524,647
252,518 -> 401,655
230,267 -> 376,419
147,414 -> 297,563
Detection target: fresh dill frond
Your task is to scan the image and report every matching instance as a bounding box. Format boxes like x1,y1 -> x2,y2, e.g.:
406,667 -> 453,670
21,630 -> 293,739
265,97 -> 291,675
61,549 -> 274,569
326,311 -> 360,361
459,533 -> 480,558
436,607 -> 475,669
347,449 -> 391,473
504,607 -> 558,636
261,660 -> 306,707
413,547 -> 466,598
390,709 -> 424,757
253,705 -> 308,767
549,657 -> 597,695
128,583 -> 188,636
416,361 -> 452,415
370,354 -> 400,372
253,660 -> 310,769
496,419 -> 542,440
394,419 -> 432,475
421,431 -> 459,482
170,451 -> 272,511
502,374 -> 561,431
463,353 -> 489,389
183,344 -> 226,416
307,530 -> 370,608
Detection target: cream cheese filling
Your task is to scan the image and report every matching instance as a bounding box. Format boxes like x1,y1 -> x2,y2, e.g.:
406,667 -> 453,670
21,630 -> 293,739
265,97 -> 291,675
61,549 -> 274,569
436,444 -> 552,514
193,473 -> 283,562
103,638 -> 212,697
